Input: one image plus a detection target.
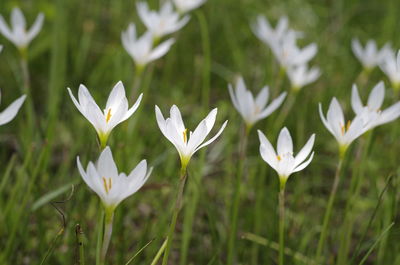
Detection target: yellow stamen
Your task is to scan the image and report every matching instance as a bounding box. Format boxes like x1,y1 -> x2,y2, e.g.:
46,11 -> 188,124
183,128 -> 188,143
106,109 -> 112,123
346,120 -> 351,131
340,120 -> 352,135
102,177 -> 109,194
108,178 -> 112,190
277,155 -> 281,161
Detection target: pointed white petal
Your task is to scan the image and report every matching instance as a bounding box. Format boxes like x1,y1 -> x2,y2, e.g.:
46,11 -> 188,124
0,94 -> 26,126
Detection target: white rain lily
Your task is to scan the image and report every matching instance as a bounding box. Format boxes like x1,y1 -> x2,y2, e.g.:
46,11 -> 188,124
68,81 -> 142,147
0,7 -> 44,49
228,76 -> 286,129
77,146 -> 151,210
271,35 -> 318,69
155,105 -> 228,167
0,93 -> 26,126
251,15 -> 293,47
172,0 -> 206,13
379,49 -> 400,90
137,1 -> 189,39
258,128 -> 315,187
319,98 -> 368,154
287,64 -> 320,90
121,23 -> 175,69
351,82 -> 400,130
351,38 -> 390,70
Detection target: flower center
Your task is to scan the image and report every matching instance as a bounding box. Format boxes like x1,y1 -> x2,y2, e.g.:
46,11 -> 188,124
106,109 -> 112,123
340,120 -> 351,135
102,177 -> 112,194
182,128 -> 188,143
277,155 -> 281,161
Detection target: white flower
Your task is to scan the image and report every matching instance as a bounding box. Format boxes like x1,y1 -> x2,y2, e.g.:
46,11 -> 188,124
228,76 -> 286,128
0,93 -> 26,126
251,15 -> 292,47
351,82 -> 400,130
271,35 -> 318,69
0,7 -> 44,49
287,64 -> 320,90
121,23 -> 175,68
155,105 -> 228,167
351,38 -> 390,70
379,49 -> 400,89
172,0 -> 206,13
137,1 -> 189,39
319,98 -> 368,151
77,146 -> 151,210
258,127 -> 315,184
68,81 -> 142,145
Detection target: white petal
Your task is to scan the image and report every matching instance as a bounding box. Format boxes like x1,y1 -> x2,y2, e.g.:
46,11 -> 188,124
257,130 -> 278,169
0,94 -> 26,126
96,147 -> 119,179
277,127 -> 293,155
26,13 -> 44,43
293,152 -> 314,173
351,84 -> 363,114
255,86 -> 269,109
258,92 -> 286,120
123,93 -> 143,121
194,120 -> 228,153
11,8 -> 26,30
294,134 -> 315,167
106,81 -> 126,110
148,38 -> 175,62
367,81 -> 385,110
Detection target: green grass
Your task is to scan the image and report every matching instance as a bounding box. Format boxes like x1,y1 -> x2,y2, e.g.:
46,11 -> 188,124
0,0 -> 399,264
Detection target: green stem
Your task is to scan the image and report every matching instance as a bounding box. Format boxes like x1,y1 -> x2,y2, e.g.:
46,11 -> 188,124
278,186 -> 286,265
274,90 -> 298,131
100,209 -> 114,265
96,210 -> 104,265
162,165 -> 188,265
337,133 -> 372,265
227,126 -> 249,264
316,157 -> 344,261
130,65 -> 144,102
151,239 -> 167,265
76,224 -> 85,265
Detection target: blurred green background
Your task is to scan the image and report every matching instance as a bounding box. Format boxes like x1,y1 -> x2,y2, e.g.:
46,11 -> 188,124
0,0 -> 399,264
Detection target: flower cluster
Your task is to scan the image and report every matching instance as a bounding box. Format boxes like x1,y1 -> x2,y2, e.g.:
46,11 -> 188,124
252,15 -> 320,91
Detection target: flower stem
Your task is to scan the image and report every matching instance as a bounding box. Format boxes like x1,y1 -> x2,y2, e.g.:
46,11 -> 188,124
76,224 -> 85,265
162,165 -> 188,265
130,65 -> 144,102
316,157 -> 344,261
278,185 -> 286,265
151,239 -> 167,265
227,125 -> 249,264
100,209 -> 114,265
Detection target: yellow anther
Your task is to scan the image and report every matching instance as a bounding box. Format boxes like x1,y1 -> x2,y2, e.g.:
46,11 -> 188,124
106,109 -> 112,123
346,120 -> 351,131
277,155 -> 281,161
102,177 -> 109,194
108,178 -> 112,190
183,128 -> 188,143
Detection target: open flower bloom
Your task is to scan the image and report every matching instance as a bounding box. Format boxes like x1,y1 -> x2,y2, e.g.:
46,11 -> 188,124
68,81 -> 142,146
379,49 -> 400,90
137,1 -> 189,39
172,0 -> 206,13
77,146 -> 151,211
270,33 -> 318,69
251,15 -> 291,47
155,105 -> 228,167
287,64 -> 320,90
0,93 -> 26,126
351,38 -> 390,71
258,128 -> 315,188
319,97 -> 368,154
121,23 -> 175,69
0,7 -> 44,49
352,82 -> 400,130
228,76 -> 286,129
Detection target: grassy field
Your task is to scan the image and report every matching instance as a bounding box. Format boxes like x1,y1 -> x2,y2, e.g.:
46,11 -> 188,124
0,0 -> 399,264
